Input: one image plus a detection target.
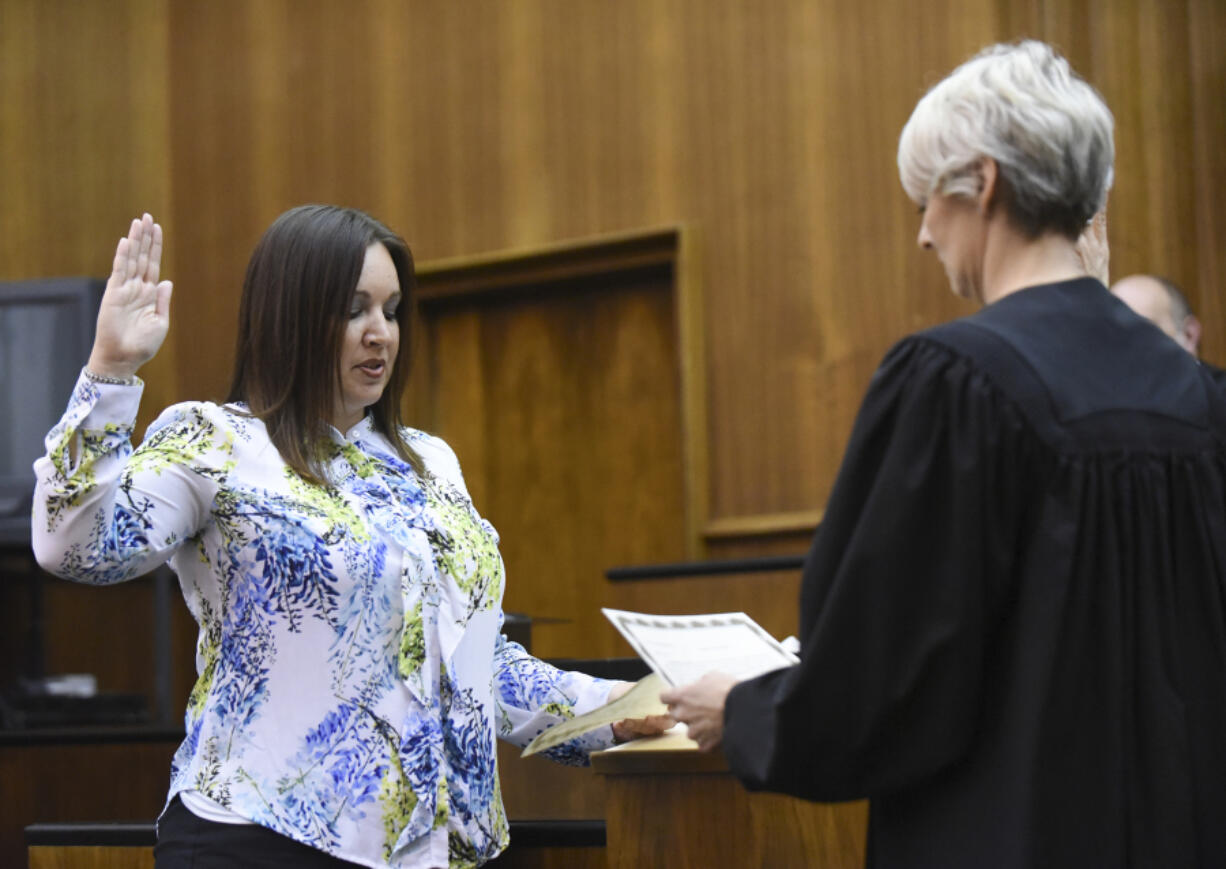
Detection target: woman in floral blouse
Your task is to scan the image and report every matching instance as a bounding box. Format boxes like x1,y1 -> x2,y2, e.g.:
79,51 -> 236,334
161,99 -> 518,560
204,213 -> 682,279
32,207 -> 666,868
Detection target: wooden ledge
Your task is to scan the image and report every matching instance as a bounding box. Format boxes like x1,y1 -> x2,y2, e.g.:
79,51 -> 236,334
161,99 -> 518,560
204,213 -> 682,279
591,730 -> 728,776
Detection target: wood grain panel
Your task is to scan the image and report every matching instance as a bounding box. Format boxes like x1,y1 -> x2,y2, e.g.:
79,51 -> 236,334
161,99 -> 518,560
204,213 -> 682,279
152,0 -> 1226,538
602,769 -> 867,869
420,268 -> 688,658
1,0 -> 1219,514
0,739 -> 177,869
1185,0 -> 1226,365
29,846 -> 154,869
1041,0 -> 1222,361
0,0 -> 176,422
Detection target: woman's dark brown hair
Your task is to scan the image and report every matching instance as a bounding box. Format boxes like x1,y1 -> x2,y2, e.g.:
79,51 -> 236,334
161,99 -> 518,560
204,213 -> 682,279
225,204 -> 424,483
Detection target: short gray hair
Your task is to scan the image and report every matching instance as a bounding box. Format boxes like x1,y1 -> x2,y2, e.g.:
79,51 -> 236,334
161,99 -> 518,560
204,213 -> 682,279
898,40 -> 1114,239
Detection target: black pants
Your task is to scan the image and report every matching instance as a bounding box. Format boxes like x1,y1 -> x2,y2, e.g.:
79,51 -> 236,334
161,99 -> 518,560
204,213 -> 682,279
154,796 -> 365,868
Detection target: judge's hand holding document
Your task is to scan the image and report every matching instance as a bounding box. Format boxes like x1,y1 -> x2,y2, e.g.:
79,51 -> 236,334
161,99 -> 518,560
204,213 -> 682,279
661,672 -> 738,751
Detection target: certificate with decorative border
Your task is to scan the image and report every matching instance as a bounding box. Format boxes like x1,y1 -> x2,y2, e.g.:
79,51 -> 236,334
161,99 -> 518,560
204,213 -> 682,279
601,608 -> 799,687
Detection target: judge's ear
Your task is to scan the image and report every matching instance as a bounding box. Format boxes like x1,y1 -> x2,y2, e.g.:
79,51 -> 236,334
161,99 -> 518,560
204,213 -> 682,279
1180,314 -> 1202,356
974,158 -> 999,215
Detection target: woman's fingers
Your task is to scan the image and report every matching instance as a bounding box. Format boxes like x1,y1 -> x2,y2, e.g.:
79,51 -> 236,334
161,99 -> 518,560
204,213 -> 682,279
108,215 -> 166,302
110,219 -> 140,289
124,217 -> 142,280
147,221 -> 164,284
134,214 -> 153,282
611,712 -> 675,743
109,237 -> 131,287
156,280 -> 173,319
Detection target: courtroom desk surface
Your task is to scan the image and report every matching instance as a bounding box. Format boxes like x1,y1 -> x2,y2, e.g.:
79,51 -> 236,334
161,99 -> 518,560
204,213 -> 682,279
590,727 -> 725,775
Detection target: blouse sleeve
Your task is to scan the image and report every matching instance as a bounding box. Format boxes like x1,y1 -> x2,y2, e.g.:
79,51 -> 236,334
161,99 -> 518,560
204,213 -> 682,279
492,631 -> 618,766
32,371 -> 231,585
722,336 -> 1039,801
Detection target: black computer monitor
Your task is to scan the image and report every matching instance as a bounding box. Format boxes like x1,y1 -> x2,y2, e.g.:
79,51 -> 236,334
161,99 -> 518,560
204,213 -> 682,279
0,277 -> 105,546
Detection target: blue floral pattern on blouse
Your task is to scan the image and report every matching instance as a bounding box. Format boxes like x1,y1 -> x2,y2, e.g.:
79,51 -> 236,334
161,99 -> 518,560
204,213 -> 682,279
32,372 -> 616,868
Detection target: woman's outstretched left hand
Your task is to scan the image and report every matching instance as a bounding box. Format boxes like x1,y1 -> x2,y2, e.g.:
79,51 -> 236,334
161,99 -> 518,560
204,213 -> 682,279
606,681 -> 675,743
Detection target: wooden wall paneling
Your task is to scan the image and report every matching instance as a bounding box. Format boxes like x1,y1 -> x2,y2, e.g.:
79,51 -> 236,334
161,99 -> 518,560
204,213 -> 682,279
153,0 -> 1226,554
166,0 -> 261,406
674,217 -> 710,560
675,0 -> 838,528
1076,1 -> 1198,288
0,0 -> 177,423
691,0 -> 1011,544
608,569 -> 805,652
1,0 -> 1218,528
1034,0 -> 1096,71
412,229 -> 697,658
523,1 -> 666,242
167,0 -> 410,404
1186,0 -> 1226,365
169,1 -> 339,404
995,0 -> 1045,38
1124,0 -> 1198,294
704,509 -> 824,542
0,0 -> 168,271
1041,0 -> 1226,363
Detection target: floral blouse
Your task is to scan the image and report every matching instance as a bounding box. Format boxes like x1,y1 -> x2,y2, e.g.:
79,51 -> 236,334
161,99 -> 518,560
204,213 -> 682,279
32,372 -> 616,869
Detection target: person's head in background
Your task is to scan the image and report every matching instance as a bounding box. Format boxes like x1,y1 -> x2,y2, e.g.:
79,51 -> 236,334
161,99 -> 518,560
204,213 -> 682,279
897,40 -> 1114,304
1111,274 -> 1201,356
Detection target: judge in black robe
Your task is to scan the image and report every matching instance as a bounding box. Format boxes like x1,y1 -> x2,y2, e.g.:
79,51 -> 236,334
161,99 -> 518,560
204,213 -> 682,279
664,40 -> 1226,869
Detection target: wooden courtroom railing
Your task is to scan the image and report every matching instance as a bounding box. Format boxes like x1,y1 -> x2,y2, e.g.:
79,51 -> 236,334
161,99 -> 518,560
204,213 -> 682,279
26,820 -> 608,869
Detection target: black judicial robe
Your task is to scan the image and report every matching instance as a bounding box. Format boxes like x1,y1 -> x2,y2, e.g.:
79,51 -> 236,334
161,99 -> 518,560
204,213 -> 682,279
723,278 -> 1226,868
1202,359 -> 1226,394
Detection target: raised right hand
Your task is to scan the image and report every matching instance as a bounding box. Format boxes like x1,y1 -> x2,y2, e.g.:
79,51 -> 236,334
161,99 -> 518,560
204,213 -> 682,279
87,213 -> 174,380
1074,208 -> 1109,286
